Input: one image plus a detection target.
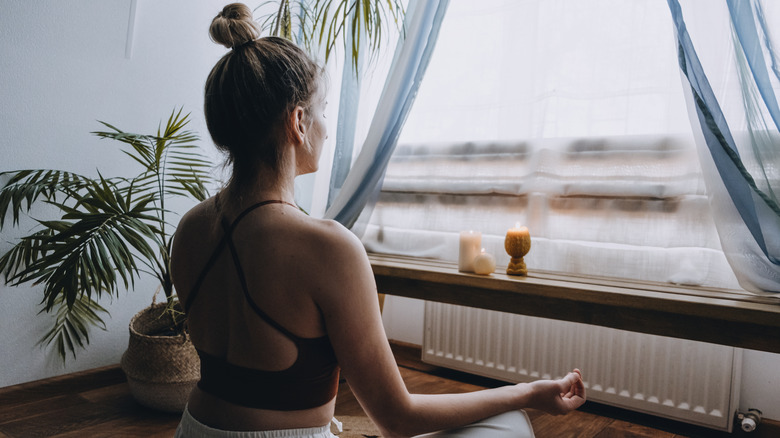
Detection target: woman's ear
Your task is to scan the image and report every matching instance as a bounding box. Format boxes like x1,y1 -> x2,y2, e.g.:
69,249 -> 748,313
290,106 -> 306,145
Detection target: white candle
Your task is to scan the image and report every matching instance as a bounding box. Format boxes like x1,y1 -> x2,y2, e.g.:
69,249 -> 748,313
458,230 -> 482,272
473,248 -> 496,275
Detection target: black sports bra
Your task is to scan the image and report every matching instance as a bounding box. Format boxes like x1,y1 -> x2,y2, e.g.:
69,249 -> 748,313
183,199 -> 340,411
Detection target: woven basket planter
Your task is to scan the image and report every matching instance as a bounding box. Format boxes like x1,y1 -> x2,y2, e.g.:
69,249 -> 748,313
121,302 -> 200,413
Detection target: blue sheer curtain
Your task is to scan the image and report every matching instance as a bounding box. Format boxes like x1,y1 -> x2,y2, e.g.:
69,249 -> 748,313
668,0 -> 780,293
324,0 -> 450,232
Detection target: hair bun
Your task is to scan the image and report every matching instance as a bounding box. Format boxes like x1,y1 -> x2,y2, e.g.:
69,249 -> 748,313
210,3 -> 260,49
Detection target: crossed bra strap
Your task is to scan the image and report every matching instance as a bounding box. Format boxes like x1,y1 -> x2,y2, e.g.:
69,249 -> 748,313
182,198 -> 340,411
182,199 -> 296,336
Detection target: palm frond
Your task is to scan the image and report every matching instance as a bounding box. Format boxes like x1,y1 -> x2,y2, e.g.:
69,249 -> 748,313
38,293 -> 109,363
168,173 -> 211,202
0,170 -> 94,228
257,0 -> 405,73
93,109 -> 211,207
0,228 -> 55,282
93,123 -> 158,172
162,149 -> 212,201
10,176 -> 160,312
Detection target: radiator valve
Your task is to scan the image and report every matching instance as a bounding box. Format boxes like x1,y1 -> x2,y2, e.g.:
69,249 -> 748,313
737,409 -> 762,433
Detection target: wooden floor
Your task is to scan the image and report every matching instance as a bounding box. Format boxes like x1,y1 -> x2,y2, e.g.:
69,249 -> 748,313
0,343 -> 772,438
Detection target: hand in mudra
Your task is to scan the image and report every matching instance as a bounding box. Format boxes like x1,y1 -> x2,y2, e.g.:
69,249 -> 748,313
527,369 -> 586,416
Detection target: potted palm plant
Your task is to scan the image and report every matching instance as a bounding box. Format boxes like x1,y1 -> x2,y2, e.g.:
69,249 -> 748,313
0,108 -> 213,411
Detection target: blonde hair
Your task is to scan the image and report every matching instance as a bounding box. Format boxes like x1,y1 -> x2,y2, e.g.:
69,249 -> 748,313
205,3 -> 323,190
209,3 -> 259,49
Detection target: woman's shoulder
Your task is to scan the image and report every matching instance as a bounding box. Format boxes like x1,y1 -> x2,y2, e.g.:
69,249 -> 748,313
170,197 -> 222,290
281,214 -> 372,282
178,196 -> 219,229
297,215 -> 366,258
172,197 -> 221,252
294,216 -> 376,301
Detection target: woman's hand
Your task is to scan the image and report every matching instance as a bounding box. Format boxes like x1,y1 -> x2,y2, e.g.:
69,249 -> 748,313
526,369 -> 586,415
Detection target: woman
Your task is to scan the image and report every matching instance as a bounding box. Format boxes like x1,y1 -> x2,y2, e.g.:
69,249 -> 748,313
171,3 -> 586,437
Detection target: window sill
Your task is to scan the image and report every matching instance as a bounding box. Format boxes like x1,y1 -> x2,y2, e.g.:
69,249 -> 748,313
369,253 -> 780,354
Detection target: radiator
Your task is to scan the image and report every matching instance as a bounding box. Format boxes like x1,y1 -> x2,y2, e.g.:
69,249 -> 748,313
423,302 -> 742,432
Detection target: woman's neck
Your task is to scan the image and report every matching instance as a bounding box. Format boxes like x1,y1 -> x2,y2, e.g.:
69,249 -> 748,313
227,160 -> 297,208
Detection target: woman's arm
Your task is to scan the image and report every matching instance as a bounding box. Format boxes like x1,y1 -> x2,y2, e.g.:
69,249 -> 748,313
312,222 -> 586,437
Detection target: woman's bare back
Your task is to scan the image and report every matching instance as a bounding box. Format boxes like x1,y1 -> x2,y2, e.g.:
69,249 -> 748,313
171,196 -> 340,430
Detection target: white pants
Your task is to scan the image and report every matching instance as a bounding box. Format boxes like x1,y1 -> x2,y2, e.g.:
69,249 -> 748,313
417,411 -> 535,438
174,408 -> 337,438
175,407 -> 534,438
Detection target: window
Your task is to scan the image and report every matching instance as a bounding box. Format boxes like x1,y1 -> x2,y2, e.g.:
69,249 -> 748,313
359,0 -> 741,290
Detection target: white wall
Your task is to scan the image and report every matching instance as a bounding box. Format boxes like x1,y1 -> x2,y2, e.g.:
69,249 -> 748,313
0,0 -> 233,387
381,296 -> 780,421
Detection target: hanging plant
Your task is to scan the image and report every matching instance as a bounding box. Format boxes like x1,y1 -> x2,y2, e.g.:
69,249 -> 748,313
258,0 -> 406,73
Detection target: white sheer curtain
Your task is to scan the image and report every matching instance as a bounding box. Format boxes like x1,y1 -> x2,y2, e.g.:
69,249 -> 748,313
308,4 -> 405,218
361,0 -> 742,290
324,0 -> 451,230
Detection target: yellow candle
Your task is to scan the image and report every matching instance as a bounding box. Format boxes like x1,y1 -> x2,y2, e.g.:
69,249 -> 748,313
458,230 -> 482,272
505,223 -> 531,276
505,223 -> 531,258
473,248 -> 496,275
